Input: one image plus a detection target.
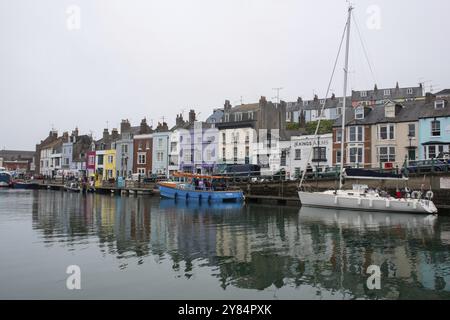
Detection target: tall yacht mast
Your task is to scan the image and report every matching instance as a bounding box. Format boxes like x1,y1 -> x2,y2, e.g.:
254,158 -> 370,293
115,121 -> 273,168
339,5 -> 353,190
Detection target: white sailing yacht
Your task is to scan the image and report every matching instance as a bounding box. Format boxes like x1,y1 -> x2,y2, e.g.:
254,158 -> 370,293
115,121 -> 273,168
297,6 -> 438,215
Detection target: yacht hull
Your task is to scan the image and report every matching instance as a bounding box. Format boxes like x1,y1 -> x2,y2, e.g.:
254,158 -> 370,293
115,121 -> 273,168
298,191 -> 438,214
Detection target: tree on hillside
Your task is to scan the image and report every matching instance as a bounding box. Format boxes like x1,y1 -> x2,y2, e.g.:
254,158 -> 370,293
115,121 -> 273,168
305,120 -> 334,135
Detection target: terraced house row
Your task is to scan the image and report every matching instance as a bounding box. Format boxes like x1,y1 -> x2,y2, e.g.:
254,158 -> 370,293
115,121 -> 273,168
29,83 -> 450,180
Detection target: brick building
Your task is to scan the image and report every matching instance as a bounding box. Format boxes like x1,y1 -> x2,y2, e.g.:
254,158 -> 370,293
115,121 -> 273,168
0,150 -> 35,173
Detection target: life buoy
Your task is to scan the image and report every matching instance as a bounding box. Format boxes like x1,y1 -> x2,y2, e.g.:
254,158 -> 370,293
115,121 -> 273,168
411,191 -> 422,199
425,190 -> 434,200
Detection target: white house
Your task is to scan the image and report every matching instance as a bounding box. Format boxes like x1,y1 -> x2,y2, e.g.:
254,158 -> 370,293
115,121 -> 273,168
288,134 -> 333,179
168,131 -> 180,175
218,127 -> 257,165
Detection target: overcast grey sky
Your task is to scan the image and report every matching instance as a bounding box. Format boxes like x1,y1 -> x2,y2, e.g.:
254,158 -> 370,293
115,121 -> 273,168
1,0 -> 449,150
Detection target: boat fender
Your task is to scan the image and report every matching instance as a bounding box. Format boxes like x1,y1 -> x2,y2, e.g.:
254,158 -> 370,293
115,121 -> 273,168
425,191 -> 434,200
411,191 -> 421,199
413,201 -> 417,209
334,196 -> 338,205
386,199 -> 390,208
369,199 -> 373,208
357,198 -> 361,206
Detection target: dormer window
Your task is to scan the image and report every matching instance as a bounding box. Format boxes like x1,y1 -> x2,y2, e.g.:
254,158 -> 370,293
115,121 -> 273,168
384,89 -> 391,96
355,106 -> 364,120
320,99 -> 325,104
435,100 -> 445,109
407,88 -> 413,95
360,91 -> 367,98
224,113 -> 230,122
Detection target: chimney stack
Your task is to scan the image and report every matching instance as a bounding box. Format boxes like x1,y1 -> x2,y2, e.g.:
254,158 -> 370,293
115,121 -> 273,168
50,130 -> 58,139
102,128 -> 109,140
120,119 -> 131,134
111,128 -> 119,140
140,118 -> 151,134
224,100 -> 232,111
259,96 -> 267,105
176,114 -> 185,127
188,109 -> 196,124
425,92 -> 436,104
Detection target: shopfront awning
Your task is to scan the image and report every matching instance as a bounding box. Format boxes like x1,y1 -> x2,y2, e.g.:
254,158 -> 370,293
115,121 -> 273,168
422,141 -> 450,146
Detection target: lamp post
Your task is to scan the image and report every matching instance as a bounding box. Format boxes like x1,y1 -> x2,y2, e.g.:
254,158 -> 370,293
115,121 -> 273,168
408,134 -> 413,161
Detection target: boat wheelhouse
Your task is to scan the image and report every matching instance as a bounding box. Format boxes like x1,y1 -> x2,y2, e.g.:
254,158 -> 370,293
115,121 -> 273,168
0,167 -> 12,187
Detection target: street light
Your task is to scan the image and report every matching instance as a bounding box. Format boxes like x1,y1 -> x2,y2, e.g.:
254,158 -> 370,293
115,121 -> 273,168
408,134 -> 413,161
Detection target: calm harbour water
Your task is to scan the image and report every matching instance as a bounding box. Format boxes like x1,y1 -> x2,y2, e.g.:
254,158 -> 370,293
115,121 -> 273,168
1,189 -> 450,300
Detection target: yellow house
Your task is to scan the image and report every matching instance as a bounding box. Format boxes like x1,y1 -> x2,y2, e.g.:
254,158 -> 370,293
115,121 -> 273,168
103,149 -> 116,181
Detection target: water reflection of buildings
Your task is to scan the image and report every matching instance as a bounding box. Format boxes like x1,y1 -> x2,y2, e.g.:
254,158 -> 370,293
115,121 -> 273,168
31,191 -> 450,298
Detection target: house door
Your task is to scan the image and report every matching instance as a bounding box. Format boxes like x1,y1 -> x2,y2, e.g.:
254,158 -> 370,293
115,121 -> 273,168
408,149 -> 416,161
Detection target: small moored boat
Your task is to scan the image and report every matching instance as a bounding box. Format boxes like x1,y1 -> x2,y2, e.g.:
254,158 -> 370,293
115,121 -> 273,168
13,180 -> 40,189
158,172 -> 244,202
65,182 -> 81,192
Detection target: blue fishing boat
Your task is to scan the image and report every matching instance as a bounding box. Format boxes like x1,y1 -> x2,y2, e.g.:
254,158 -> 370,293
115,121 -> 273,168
0,167 -> 12,187
158,172 -> 244,202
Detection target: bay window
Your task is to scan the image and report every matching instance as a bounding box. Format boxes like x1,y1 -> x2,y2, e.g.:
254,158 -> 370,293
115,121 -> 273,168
349,147 -> 363,164
378,147 -> 396,162
378,124 -> 395,140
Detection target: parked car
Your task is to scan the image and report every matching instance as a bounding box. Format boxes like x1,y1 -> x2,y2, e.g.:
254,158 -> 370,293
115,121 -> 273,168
318,166 -> 342,179
403,159 -> 448,174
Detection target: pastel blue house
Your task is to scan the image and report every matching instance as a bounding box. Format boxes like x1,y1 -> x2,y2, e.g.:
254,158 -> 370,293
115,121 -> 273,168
152,130 -> 170,176
419,98 -> 450,160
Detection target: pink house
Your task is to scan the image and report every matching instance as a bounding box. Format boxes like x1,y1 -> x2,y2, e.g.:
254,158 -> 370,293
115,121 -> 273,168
86,151 -> 96,177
